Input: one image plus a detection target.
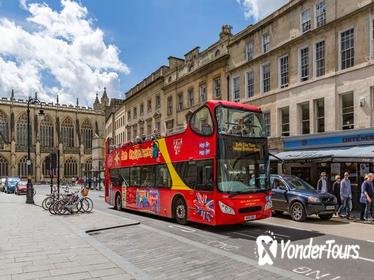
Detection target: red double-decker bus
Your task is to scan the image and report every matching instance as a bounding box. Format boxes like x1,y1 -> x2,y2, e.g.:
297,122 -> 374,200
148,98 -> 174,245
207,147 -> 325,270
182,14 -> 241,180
105,100 -> 272,225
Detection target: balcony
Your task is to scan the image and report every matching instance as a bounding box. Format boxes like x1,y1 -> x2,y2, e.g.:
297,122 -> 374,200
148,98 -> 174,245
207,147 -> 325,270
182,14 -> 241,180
84,148 -> 92,155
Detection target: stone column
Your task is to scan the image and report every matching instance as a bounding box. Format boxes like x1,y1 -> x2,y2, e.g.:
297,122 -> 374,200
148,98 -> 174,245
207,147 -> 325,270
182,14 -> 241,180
79,143 -> 84,178
35,142 -> 41,182
59,143 -> 64,180
10,140 -> 16,176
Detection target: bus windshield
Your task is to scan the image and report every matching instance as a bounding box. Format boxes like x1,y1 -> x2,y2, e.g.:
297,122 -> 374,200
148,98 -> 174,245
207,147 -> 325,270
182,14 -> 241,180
217,157 -> 270,194
215,106 -> 264,137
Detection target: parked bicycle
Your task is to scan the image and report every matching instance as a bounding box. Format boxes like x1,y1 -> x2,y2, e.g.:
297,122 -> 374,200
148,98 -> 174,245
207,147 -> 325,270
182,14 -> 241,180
43,185 -> 93,215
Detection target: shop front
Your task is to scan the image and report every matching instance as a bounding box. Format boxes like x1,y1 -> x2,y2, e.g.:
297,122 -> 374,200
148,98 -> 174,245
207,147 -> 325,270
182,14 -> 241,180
272,128 -> 374,210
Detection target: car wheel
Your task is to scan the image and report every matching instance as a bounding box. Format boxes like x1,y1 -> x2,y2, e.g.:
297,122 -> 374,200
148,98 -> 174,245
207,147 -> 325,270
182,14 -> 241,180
290,202 -> 306,222
174,197 -> 188,225
319,213 -> 333,220
115,193 -> 122,211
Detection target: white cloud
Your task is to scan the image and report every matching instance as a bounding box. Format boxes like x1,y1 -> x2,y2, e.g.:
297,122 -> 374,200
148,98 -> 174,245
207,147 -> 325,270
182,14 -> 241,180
0,0 -> 129,105
237,0 -> 288,21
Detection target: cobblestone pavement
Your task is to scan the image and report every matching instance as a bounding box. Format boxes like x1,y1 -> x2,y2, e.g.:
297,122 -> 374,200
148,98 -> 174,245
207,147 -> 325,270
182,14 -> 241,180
0,192 -> 139,280
92,222 -> 309,280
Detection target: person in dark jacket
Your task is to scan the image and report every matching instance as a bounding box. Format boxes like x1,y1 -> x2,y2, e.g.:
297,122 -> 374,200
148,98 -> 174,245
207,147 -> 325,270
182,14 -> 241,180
360,175 -> 369,221
363,173 -> 374,221
316,172 -> 328,194
332,175 -> 341,211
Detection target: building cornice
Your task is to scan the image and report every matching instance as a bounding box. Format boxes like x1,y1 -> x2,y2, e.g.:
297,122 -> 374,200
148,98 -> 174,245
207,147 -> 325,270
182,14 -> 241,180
228,1 -> 374,74
162,54 -> 229,91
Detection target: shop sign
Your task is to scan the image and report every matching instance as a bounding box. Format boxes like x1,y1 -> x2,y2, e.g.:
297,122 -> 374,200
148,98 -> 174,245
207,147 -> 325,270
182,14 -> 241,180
284,131 -> 374,150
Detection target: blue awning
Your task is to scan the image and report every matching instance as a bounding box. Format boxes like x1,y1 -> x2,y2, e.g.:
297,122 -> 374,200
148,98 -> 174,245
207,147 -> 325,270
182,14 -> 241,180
271,145 -> 374,162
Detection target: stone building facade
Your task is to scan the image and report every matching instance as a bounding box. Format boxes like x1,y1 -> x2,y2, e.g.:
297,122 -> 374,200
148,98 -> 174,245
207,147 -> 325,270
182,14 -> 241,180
0,90 -> 107,182
111,25 -> 232,143
107,0 -> 374,201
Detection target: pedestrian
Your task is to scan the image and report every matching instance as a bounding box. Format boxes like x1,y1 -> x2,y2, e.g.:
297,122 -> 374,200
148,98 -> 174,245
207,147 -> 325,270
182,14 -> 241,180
338,172 -> 352,219
363,173 -> 374,221
332,175 -> 341,212
316,172 -> 328,194
360,175 -> 369,221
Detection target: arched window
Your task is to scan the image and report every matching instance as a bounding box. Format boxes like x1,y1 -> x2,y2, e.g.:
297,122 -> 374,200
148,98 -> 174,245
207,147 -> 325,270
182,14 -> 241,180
40,115 -> 54,148
84,158 -> 92,174
0,110 -> 9,143
19,156 -> 32,177
61,117 -> 74,147
64,157 -> 77,177
0,155 -> 8,177
81,119 -> 93,149
16,112 -> 29,146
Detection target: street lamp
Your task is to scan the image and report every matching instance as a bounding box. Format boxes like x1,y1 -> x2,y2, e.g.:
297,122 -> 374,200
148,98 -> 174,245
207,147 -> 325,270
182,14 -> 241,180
26,95 -> 44,204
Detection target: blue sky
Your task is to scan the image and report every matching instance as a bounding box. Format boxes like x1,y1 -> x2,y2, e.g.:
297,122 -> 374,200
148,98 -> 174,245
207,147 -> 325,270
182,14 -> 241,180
0,0 -> 287,105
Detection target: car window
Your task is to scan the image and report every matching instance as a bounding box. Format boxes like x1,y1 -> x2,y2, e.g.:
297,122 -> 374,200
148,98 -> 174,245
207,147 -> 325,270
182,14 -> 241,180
272,179 -> 286,190
284,176 -> 314,190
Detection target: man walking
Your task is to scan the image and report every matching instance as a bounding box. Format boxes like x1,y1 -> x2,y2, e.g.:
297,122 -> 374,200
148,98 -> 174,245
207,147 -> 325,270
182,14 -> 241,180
316,172 -> 328,194
338,172 -> 352,219
363,173 -> 374,221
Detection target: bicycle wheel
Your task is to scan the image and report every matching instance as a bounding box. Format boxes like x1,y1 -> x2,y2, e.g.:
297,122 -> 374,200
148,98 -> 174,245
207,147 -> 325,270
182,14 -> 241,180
49,201 -> 57,215
42,197 -> 50,210
80,198 -> 89,213
85,197 -> 93,213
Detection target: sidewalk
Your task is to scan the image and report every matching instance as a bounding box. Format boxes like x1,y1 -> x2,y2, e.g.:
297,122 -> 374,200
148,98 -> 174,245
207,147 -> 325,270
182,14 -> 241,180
0,193 -> 142,280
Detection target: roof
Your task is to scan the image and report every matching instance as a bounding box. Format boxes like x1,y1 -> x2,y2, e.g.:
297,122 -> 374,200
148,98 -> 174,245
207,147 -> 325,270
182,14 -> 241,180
206,100 -> 261,113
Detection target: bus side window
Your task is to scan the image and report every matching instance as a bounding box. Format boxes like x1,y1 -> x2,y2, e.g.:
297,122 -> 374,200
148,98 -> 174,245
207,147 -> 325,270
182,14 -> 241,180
174,159 -> 214,191
130,167 -> 141,187
120,168 -> 130,187
141,166 -> 156,187
109,169 -> 120,186
190,107 -> 214,136
155,164 -> 171,188
196,160 -> 214,191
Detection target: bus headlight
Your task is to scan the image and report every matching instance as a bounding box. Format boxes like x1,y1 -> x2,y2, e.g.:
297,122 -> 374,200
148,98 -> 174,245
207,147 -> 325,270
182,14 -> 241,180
219,201 -> 235,215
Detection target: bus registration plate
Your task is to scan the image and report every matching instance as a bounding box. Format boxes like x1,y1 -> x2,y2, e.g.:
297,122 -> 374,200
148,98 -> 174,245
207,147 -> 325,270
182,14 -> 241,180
244,215 -> 256,221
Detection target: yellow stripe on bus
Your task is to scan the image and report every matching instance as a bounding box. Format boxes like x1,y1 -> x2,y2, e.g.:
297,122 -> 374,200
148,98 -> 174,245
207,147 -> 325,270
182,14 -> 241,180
156,138 -> 192,191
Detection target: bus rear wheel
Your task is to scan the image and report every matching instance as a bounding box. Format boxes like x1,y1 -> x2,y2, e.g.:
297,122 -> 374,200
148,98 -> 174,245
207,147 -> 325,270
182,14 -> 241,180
115,193 -> 122,211
174,197 -> 187,225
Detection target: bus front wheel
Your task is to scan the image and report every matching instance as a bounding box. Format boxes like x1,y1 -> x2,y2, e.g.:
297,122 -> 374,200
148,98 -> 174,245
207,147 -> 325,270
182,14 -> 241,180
174,197 -> 187,225
115,193 -> 122,211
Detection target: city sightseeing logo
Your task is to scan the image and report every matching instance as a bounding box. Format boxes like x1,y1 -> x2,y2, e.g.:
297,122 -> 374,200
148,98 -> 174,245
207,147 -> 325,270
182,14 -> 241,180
255,231 -> 360,266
